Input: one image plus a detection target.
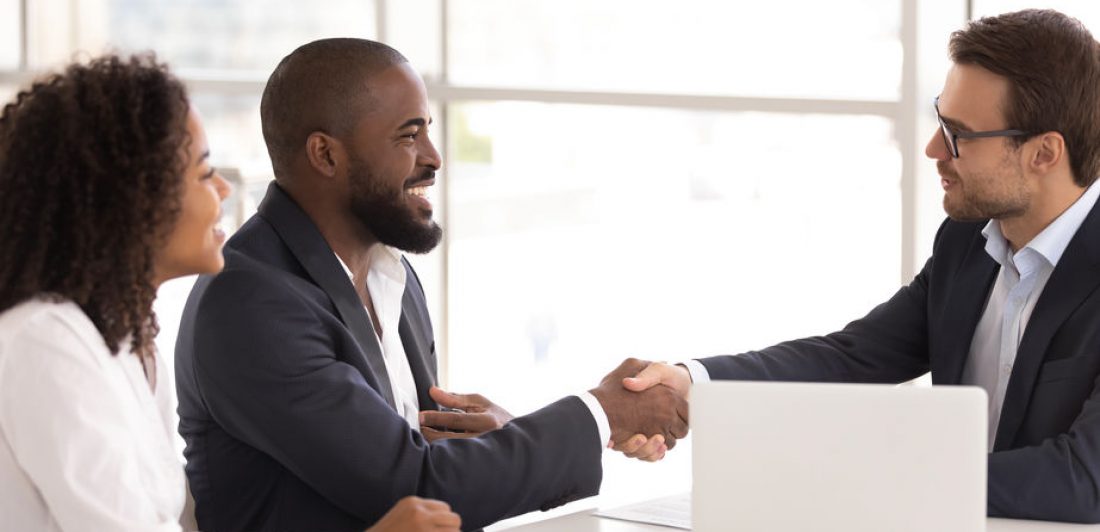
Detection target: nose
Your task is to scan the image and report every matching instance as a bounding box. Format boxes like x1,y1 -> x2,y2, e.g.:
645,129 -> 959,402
418,134 -> 442,170
215,172 -> 233,201
925,129 -> 949,161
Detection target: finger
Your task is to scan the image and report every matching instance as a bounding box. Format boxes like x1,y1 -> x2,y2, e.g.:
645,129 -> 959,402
652,445 -> 668,462
420,411 -> 498,433
429,386 -> 476,410
608,357 -> 649,379
432,510 -> 462,529
626,434 -> 665,459
420,426 -> 447,442
420,426 -> 477,442
638,442 -> 669,463
622,363 -> 665,392
416,498 -> 452,513
615,434 -> 649,455
622,435 -> 655,458
677,395 -> 691,426
394,495 -> 422,506
670,404 -> 690,440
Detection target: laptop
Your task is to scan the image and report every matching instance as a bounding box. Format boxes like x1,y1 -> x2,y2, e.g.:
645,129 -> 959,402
692,381 -> 987,532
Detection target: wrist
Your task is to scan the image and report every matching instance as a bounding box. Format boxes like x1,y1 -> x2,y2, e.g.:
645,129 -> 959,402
674,364 -> 691,381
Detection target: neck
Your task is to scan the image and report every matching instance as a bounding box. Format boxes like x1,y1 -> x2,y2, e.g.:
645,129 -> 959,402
999,179 -> 1086,252
285,182 -> 380,280
329,230 -> 379,282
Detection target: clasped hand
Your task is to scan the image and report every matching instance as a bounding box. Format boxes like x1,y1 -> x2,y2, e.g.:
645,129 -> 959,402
418,360 -> 692,464
419,386 -> 514,442
589,358 -> 691,461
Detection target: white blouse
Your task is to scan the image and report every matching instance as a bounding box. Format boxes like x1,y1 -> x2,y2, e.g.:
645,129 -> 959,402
0,298 -> 185,532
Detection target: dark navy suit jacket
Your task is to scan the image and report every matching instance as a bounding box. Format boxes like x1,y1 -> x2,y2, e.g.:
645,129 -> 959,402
176,183 -> 601,531
700,203 -> 1100,523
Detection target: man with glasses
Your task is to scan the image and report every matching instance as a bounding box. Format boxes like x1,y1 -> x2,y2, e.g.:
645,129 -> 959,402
618,9 -> 1100,523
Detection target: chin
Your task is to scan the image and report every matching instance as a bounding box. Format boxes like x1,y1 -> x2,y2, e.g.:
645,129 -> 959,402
194,251 -> 225,275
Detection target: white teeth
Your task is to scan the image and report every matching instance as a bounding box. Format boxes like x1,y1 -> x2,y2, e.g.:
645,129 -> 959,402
406,186 -> 428,197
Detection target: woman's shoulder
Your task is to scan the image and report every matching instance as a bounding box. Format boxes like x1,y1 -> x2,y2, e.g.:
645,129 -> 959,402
0,296 -> 107,365
0,296 -> 92,332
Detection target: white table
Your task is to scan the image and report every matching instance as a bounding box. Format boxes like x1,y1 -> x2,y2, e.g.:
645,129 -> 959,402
491,444 -> 1100,531
501,505 -> 1100,531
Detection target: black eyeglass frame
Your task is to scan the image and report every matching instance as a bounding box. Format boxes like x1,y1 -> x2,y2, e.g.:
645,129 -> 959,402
933,96 -> 1031,158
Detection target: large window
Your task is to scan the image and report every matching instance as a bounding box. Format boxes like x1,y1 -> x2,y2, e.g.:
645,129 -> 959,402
71,0 -> 377,74
447,101 -> 901,412
447,0 -> 900,100
2,0 -> 918,402
0,0 -> 18,69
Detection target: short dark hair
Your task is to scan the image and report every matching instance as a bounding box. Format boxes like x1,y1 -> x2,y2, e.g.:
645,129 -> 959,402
950,9 -> 1100,187
260,38 -> 408,179
0,54 -> 190,357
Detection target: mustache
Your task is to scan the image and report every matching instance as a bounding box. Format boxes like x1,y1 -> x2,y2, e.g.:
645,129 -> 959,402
937,161 -> 959,181
405,169 -> 436,188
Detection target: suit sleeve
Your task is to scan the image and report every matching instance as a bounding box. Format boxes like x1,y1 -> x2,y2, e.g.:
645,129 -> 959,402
190,270 -> 602,530
697,258 -> 932,384
988,382 -> 1100,523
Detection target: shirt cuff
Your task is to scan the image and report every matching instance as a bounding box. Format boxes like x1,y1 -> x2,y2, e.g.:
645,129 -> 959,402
683,359 -> 711,384
575,391 -> 612,449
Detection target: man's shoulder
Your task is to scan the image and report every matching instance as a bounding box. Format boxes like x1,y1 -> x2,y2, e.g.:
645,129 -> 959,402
186,222 -> 322,322
935,217 -> 988,245
927,217 -> 990,261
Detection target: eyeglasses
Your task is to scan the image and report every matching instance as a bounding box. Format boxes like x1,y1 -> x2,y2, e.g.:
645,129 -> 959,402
933,96 -> 1031,158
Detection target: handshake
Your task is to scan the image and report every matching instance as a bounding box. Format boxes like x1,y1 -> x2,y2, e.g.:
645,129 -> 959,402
589,358 -> 694,462
420,359 -> 694,462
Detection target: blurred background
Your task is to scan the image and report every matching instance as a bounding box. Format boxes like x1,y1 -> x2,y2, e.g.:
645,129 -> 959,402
2,0 -> 1098,517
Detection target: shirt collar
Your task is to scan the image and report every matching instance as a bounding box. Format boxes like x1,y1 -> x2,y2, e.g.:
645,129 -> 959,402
982,179 -> 1100,270
333,245 -> 406,285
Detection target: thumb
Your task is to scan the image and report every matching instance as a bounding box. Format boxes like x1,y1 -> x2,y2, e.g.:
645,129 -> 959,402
429,386 -> 468,409
622,364 -> 663,392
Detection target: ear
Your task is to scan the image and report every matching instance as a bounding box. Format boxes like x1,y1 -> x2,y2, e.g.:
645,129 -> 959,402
304,132 -> 345,178
1027,131 -> 1065,176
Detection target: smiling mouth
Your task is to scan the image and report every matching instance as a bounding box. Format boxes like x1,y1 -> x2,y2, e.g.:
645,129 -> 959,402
404,179 -> 434,215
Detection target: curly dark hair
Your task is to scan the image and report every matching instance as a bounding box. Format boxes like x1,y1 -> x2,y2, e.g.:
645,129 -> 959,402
0,54 -> 190,358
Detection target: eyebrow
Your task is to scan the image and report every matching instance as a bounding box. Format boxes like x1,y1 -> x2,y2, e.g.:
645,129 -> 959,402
939,114 -> 974,133
193,149 -> 211,167
396,117 -> 432,130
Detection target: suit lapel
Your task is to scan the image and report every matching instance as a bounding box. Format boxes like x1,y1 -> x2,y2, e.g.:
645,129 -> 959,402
995,202 -> 1100,450
399,312 -> 438,411
932,231 -> 999,385
397,259 -> 439,411
256,183 -> 396,409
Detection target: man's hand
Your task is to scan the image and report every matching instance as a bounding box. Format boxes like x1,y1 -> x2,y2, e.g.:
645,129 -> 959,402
622,362 -> 692,398
366,496 -> 460,532
610,433 -> 668,462
419,386 -> 514,442
590,358 -> 689,449
612,362 -> 694,461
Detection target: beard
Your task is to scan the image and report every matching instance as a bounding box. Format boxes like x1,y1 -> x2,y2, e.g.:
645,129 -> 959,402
347,156 -> 443,254
938,159 -> 1030,222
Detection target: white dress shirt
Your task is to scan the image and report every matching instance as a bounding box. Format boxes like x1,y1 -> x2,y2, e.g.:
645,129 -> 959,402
0,298 -> 185,532
964,182 -> 1100,450
336,247 -> 423,428
336,247 -> 610,447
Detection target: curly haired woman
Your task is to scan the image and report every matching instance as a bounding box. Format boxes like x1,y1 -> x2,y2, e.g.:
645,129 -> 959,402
0,55 -> 459,532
